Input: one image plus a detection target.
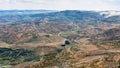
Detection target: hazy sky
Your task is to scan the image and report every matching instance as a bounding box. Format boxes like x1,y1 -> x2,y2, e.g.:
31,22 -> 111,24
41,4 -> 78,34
0,0 -> 120,10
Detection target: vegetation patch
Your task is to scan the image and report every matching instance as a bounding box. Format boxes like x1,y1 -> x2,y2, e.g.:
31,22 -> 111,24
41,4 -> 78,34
0,48 -> 40,66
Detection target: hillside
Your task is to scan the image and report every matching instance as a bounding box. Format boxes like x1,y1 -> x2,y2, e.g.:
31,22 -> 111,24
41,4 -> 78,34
0,10 -> 120,68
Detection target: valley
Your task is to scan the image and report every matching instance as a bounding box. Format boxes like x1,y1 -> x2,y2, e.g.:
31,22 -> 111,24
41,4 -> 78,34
0,10 -> 120,68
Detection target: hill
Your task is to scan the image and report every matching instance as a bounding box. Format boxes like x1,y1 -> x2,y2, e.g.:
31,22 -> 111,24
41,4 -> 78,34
0,10 -> 120,68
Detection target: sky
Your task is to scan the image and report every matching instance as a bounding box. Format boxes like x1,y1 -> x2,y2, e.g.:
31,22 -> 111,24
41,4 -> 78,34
0,0 -> 120,11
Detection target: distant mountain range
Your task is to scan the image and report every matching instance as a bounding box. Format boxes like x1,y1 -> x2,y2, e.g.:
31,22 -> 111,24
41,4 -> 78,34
0,10 -> 120,25
0,10 -> 57,15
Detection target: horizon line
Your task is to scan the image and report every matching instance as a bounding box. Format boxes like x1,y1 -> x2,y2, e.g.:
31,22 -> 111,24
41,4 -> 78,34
0,9 -> 120,12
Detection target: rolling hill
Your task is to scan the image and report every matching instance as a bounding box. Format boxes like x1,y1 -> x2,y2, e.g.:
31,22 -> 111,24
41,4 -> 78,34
0,10 -> 120,68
